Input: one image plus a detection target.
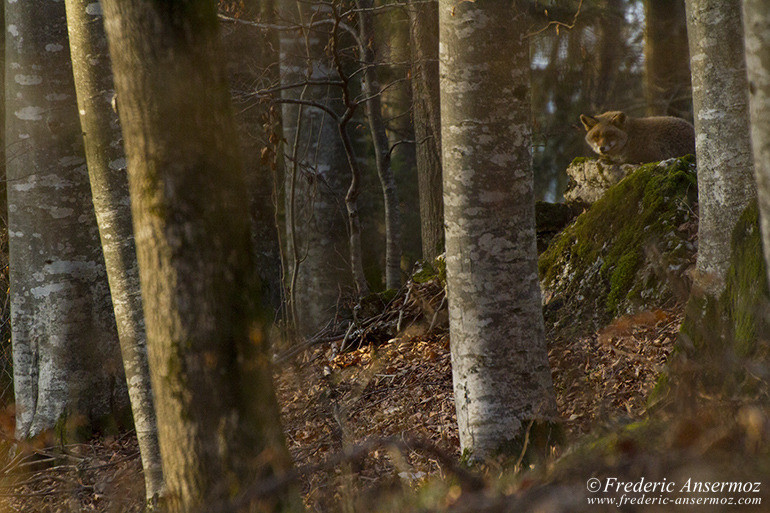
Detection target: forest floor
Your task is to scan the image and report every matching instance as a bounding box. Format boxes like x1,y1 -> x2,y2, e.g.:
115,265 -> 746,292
0,271 -> 692,512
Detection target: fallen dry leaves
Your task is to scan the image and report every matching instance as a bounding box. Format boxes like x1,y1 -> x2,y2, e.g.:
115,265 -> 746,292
0,275 -> 681,512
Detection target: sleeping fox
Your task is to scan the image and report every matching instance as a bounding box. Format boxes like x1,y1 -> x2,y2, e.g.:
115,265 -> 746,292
580,111 -> 695,164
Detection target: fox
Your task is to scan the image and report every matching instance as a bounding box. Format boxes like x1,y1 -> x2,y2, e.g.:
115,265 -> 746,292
580,111 -> 695,164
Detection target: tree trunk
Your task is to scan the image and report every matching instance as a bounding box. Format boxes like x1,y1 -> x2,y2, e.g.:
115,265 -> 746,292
743,0 -> 770,290
685,0 -> 755,294
408,0 -> 444,260
6,0 -> 128,439
278,0 -> 352,334
644,0 -> 692,119
593,0 -> 624,109
100,1 -> 298,511
220,1 -> 284,313
439,0 -> 557,460
64,0 -> 164,502
356,0 -> 402,290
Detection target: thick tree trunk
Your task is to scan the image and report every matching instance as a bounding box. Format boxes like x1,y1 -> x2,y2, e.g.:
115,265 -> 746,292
743,0 -> 770,290
356,0 -> 402,290
644,0 -> 692,119
6,0 -> 128,439
64,0 -> 164,502
278,1 -> 352,334
100,1 -> 298,511
685,0 -> 755,294
408,0 -> 444,260
439,0 -> 557,460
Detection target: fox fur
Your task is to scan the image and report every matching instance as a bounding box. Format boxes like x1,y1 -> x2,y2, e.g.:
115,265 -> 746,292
580,111 -> 695,164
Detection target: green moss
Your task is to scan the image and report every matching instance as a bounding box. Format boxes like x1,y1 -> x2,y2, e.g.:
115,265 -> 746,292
539,156 -> 697,318
412,255 -> 447,287
677,201 -> 769,394
606,251 -> 641,312
723,201 -> 768,356
379,288 -> 399,303
569,156 -> 593,166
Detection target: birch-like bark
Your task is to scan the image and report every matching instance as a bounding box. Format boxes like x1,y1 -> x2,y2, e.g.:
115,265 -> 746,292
100,1 -> 297,510
685,0 -> 755,294
6,0 -> 128,439
64,0 -> 164,502
644,0 -> 692,119
439,0 -> 557,459
408,0 -> 444,260
356,0 -> 402,290
279,0 -> 351,334
743,0 -> 770,290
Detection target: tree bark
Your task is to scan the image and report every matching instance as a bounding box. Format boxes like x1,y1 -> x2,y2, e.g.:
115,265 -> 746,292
644,0 -> 692,119
593,0 -> 624,109
408,0 -> 444,260
64,0 -> 164,502
220,1 -> 284,313
685,0 -> 755,294
439,0 -> 557,460
100,1 -> 298,510
356,0 -> 402,290
743,0 -> 770,290
278,0 -> 352,334
6,0 -> 128,439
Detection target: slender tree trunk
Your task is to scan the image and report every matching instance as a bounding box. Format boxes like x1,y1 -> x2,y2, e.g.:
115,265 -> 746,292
221,1 -> 283,312
64,0 -> 164,502
6,0 -> 128,439
356,0 -> 402,290
439,0 -> 557,460
408,0 -> 443,260
100,1 -> 298,511
593,0 -> 624,109
743,0 -> 770,290
685,0 -> 755,294
278,0 -> 352,334
644,0 -> 692,119
376,5 -> 420,266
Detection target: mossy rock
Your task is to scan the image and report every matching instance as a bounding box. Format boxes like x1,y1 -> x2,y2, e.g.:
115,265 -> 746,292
539,156 -> 698,331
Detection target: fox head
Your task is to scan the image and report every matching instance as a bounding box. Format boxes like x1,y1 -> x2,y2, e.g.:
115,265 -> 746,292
580,111 -> 628,159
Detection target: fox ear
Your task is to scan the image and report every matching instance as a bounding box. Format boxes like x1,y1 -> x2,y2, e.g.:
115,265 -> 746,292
580,114 -> 597,130
611,112 -> 627,127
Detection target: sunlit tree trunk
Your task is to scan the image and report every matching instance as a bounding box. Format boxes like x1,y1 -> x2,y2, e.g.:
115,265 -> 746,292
6,0 -> 128,439
64,0 -> 164,502
744,0 -> 770,290
408,0 -> 444,260
439,0 -> 557,460
100,0 -> 298,510
356,0 -> 402,290
278,0 -> 351,334
644,0 -> 692,119
685,0 -> 755,294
